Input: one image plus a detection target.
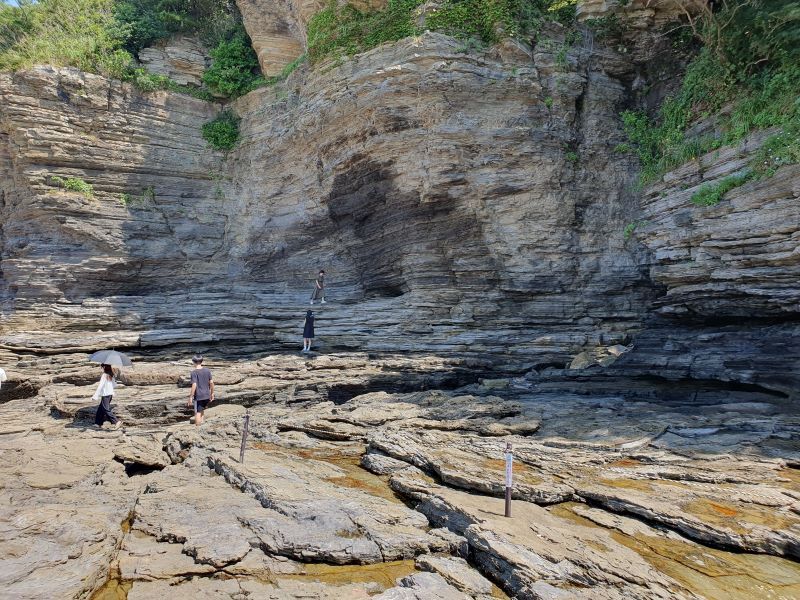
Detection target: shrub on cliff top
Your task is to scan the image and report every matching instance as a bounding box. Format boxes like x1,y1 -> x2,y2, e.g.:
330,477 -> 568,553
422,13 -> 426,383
114,0 -> 241,55
0,0 -> 253,99
201,31 -> 262,98
621,0 -> 800,185
0,0 -> 126,74
307,0 -> 419,63
306,0 -> 578,64
202,109 -> 240,151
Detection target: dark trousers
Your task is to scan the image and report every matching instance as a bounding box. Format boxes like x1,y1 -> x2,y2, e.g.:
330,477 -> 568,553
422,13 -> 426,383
95,395 -> 118,425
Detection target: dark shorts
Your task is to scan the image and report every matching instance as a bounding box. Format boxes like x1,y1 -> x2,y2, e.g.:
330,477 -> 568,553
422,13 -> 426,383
194,398 -> 210,412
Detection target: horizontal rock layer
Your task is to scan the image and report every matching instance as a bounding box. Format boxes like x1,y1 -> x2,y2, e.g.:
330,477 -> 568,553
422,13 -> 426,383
612,134 -> 800,395
0,33 -> 655,370
1,27 -> 798,393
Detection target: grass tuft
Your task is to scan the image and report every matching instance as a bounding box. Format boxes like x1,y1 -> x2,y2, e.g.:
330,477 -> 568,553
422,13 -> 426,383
690,172 -> 753,207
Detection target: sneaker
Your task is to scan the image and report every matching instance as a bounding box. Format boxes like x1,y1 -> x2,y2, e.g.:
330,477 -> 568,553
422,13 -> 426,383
320,299 -> 326,304
310,300 -> 314,305
113,421 -> 123,430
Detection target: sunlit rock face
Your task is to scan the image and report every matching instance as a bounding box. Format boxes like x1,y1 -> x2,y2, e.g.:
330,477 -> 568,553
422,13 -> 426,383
138,34 -> 210,86
576,0 -> 689,29
235,0 -> 322,76
0,32 -> 656,368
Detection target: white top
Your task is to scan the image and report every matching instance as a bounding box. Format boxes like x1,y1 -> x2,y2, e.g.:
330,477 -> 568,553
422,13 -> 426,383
93,373 -> 115,399
0,367 -> 5,389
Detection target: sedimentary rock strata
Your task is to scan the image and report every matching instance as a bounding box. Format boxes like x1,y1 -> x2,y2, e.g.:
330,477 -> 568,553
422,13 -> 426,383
1,1 -> 799,597
0,31 -> 654,369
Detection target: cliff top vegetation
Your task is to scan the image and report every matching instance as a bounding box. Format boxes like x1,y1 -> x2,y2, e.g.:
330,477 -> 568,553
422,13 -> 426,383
306,0 -> 578,64
0,0 -> 580,84
0,0 -> 262,98
620,0 -> 800,187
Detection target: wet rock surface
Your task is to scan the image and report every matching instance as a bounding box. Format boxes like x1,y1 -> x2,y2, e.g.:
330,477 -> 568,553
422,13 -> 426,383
0,350 -> 798,599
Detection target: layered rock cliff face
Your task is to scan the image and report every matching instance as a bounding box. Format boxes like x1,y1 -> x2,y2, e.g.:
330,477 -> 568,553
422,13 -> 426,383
0,5 -> 798,396
612,135 -> 800,396
0,31 -> 657,368
0,67 -> 224,348
1,5 -> 800,600
235,0 -> 324,75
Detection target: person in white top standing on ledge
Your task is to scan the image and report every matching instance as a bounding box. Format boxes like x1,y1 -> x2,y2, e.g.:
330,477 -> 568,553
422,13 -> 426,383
93,363 -> 122,429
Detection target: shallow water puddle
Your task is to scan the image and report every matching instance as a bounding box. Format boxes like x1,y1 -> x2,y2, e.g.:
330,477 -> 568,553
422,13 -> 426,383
550,502 -> 800,600
777,467 -> 800,490
286,559 -> 417,590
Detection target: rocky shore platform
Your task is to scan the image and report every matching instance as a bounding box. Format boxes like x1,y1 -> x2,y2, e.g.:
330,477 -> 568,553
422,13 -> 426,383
1,349 -> 798,599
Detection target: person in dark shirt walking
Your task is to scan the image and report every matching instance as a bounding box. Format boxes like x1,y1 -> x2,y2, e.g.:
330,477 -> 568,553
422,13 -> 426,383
187,355 -> 214,425
310,270 -> 326,305
302,310 -> 315,353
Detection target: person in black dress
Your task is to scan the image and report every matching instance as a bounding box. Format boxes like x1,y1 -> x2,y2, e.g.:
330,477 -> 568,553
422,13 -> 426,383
302,310 -> 315,353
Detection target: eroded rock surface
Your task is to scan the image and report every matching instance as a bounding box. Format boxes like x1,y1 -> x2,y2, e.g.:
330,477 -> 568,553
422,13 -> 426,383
1,351 -> 798,599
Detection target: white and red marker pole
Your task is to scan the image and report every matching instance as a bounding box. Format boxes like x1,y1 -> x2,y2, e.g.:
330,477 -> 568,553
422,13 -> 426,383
504,442 -> 513,518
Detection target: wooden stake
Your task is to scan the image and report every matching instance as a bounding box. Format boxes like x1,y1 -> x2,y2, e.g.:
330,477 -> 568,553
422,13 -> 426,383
239,413 -> 250,463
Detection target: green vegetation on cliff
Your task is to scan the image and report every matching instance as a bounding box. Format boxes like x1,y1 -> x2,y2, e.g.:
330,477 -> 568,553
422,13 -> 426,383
202,109 -> 239,151
621,0 -> 800,186
201,32 -> 262,97
0,0 -> 126,74
49,175 -> 95,198
0,0 -> 259,99
307,0 -> 577,63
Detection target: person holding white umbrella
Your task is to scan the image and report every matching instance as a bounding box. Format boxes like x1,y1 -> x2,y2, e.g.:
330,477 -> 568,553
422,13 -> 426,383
89,350 -> 132,430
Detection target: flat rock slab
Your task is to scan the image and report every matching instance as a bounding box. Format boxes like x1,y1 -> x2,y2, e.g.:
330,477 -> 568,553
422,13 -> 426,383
374,572 -> 474,599
368,428 -> 575,503
574,475 -> 800,558
0,430 -> 139,599
209,447 -> 448,564
559,503 -> 800,600
390,468 -> 698,600
281,390 -> 540,438
127,575 -> 384,599
368,428 -> 800,558
133,463 -> 265,568
415,555 -> 494,596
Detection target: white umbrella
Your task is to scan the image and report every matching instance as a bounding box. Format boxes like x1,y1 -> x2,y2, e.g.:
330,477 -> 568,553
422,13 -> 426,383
89,350 -> 133,367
